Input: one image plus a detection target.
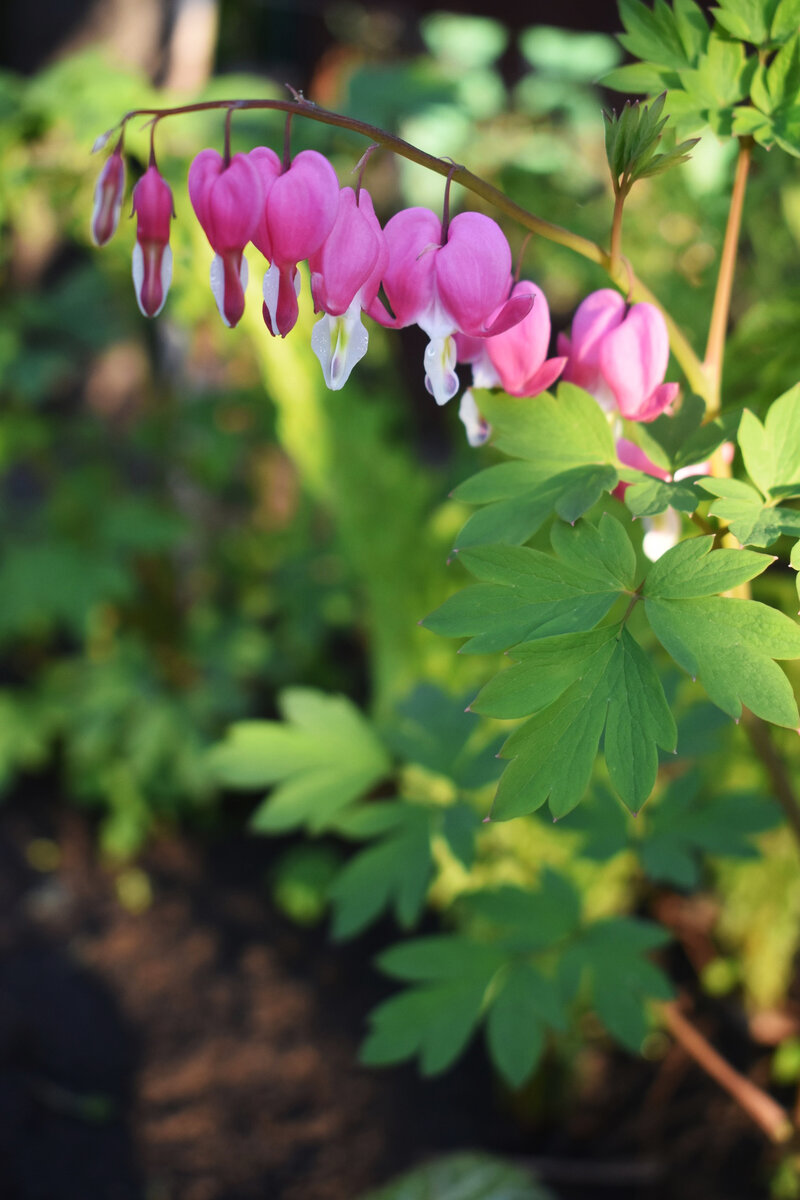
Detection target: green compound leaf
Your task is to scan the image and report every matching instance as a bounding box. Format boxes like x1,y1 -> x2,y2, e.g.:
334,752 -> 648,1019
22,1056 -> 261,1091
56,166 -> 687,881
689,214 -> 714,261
645,596 -> 800,726
624,476 -> 702,517
737,385 -> 800,498
491,628 -> 675,820
328,803 -> 434,939
424,514 -> 636,654
452,385 -> 618,548
617,0 -> 698,68
459,875 -> 582,953
697,478 -> 800,546
208,688 -> 390,833
711,0 -> 780,44
560,917 -> 673,1052
643,535 -> 774,598
471,627 -> 620,719
360,977 -> 489,1075
486,964 -> 548,1089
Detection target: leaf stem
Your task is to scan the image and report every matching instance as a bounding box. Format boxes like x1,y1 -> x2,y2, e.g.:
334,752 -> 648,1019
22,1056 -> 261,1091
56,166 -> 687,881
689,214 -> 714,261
113,96 -> 709,402
660,1000 -> 795,1144
609,187 -> 626,277
704,137 -> 753,418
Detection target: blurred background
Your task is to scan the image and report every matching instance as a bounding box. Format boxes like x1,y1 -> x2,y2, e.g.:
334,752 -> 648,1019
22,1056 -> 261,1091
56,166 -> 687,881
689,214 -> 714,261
2,2 -> 800,1198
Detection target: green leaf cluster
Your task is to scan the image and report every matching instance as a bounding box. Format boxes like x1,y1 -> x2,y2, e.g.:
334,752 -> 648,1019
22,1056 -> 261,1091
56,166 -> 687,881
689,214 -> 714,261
451,385 -> 619,548
362,875 -> 672,1082
208,689 -> 391,833
698,385 -> 800,548
606,0 -> 800,154
426,498 -> 798,817
569,772 -> 782,888
604,92 -> 699,194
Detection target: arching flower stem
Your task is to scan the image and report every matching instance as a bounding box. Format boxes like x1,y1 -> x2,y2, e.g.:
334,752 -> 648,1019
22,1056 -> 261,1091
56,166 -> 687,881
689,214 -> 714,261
109,95 -> 709,405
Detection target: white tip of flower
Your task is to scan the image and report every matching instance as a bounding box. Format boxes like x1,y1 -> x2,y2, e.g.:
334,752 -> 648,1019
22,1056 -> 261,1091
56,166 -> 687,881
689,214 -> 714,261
262,262 -> 280,334
92,129 -> 114,154
132,242 -> 145,314
210,254 -> 230,327
311,301 -> 369,391
423,334 -> 459,406
458,390 -> 491,447
641,508 -> 683,561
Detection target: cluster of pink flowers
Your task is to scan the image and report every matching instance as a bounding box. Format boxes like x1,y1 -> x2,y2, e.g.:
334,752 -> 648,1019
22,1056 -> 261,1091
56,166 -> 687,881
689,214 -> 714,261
91,144 -> 678,431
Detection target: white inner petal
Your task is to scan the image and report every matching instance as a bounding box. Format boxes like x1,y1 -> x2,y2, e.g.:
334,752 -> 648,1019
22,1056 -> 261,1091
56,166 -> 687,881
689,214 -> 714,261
262,262 -> 280,332
471,348 -> 501,391
423,334 -> 459,406
311,298 -> 369,392
642,508 -> 682,562
210,253 -> 230,327
132,242 -> 146,317
458,390 -> 491,447
155,243 -> 173,318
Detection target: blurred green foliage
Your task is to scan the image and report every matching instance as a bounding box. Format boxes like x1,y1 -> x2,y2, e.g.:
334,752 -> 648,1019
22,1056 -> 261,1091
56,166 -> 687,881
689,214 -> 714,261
3,5 -> 800,1122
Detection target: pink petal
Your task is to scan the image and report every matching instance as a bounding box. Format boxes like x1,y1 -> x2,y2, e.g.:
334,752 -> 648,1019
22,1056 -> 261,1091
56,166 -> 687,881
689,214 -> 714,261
569,288 -> 626,365
514,355 -> 567,398
379,207 -> 441,328
616,437 -> 671,480
485,281 -> 550,393
600,303 -> 671,419
632,381 -> 680,422
482,291 -> 534,337
435,212 -> 512,336
91,150 -> 126,246
265,150 -> 339,268
354,189 -> 388,309
189,149 -> 263,252
308,186 -> 380,316
249,146 -> 282,260
131,166 -> 173,243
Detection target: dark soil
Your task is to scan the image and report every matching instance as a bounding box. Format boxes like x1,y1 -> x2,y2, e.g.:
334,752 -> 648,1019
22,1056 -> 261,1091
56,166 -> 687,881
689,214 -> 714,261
0,794 -> 776,1200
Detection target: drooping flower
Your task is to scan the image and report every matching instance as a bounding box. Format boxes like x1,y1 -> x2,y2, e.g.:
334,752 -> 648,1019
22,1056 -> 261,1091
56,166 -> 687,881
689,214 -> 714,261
307,186 -> 387,390
130,165 -> 174,318
558,288 -> 678,422
453,281 -> 565,445
249,148 -> 339,338
91,147 -> 126,246
368,208 -> 533,406
188,148 -> 264,328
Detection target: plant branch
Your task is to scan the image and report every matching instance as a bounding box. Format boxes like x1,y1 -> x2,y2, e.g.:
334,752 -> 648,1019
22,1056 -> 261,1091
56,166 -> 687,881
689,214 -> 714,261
111,96 -> 709,402
704,137 -> 753,418
660,1000 -> 794,1144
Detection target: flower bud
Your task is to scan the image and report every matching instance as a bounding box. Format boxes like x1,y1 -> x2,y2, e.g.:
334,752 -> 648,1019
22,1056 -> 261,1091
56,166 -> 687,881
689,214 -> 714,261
91,148 -> 125,247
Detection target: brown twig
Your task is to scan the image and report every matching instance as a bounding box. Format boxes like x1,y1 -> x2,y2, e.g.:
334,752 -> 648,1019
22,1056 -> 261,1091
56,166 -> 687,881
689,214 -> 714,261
660,1000 -> 794,1144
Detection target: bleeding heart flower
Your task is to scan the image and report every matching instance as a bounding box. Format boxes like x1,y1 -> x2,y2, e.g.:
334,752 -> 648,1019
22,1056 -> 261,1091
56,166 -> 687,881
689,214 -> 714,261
458,280 -> 566,397
558,288 -> 678,422
130,165 -> 174,318
249,148 -> 339,338
458,389 -> 491,447
368,208 -> 533,406
307,186 -> 387,390
188,148 -> 264,328
91,147 -> 126,247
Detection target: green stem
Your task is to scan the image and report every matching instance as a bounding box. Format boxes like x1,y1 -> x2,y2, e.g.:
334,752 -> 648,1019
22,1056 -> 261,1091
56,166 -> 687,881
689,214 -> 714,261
609,186 -> 626,277
704,137 -> 753,418
116,97 -> 709,403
